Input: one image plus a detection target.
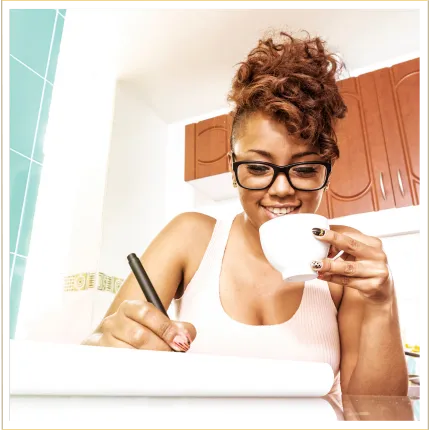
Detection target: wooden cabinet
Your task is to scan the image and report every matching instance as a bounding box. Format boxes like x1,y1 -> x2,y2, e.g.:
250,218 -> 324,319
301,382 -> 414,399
318,58 -> 419,218
184,114 -> 232,181
318,75 -> 394,218
185,59 -> 419,219
379,59 -> 420,207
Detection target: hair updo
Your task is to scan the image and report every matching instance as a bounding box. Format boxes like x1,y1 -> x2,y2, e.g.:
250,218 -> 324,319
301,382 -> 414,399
227,32 -> 347,162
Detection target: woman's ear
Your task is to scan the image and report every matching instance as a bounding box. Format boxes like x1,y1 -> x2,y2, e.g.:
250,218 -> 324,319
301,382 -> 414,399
227,151 -> 237,188
227,151 -> 233,172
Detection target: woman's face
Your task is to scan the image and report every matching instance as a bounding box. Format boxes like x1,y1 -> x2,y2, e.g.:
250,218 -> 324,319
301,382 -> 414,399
229,112 -> 329,230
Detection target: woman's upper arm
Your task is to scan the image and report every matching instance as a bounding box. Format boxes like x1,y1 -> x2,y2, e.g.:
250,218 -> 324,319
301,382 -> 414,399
102,212 -> 215,319
337,285 -> 365,392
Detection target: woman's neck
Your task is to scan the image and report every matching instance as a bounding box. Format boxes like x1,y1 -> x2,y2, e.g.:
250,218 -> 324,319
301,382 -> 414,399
238,212 -> 267,260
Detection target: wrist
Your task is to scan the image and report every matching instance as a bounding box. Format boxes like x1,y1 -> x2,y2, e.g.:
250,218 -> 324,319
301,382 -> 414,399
362,277 -> 395,309
363,295 -> 396,318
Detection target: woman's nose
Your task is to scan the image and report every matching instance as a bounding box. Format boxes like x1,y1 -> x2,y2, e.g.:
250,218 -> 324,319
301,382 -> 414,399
268,173 -> 295,198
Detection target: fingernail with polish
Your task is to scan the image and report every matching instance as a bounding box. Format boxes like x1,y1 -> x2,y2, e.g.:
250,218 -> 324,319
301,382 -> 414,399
184,332 -> 192,346
172,334 -> 190,352
311,260 -> 323,271
312,228 -> 326,236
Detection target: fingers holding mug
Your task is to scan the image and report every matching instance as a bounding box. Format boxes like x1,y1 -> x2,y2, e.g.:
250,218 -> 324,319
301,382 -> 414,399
310,258 -> 386,278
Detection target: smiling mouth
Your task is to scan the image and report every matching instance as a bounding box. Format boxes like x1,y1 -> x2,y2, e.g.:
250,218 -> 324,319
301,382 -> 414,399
262,205 -> 301,218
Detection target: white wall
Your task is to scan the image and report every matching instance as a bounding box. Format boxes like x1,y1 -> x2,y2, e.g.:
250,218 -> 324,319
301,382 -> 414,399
381,233 -> 421,345
92,82 -> 170,326
99,81 -> 169,279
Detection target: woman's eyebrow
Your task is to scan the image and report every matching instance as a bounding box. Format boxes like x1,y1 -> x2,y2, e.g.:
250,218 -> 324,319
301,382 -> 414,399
244,150 -> 320,160
291,151 -> 320,160
245,149 -> 273,159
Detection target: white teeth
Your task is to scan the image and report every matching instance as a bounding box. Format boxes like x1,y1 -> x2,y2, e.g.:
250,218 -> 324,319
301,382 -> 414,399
266,206 -> 296,215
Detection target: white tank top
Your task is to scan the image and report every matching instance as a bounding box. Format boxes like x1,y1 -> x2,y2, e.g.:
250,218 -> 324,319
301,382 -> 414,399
176,213 -> 341,394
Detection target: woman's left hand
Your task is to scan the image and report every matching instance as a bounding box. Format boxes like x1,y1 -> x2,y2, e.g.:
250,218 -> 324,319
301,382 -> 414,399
311,225 -> 394,305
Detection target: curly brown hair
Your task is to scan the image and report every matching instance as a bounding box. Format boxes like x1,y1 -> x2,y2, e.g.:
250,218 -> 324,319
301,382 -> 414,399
227,32 -> 347,162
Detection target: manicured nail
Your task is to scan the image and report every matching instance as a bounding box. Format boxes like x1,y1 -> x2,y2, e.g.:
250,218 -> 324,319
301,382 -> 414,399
312,228 -> 326,237
311,260 -> 323,271
184,332 -> 192,346
172,334 -> 190,352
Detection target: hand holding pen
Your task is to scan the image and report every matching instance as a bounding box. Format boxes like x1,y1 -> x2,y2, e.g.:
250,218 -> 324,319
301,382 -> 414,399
82,254 -> 196,352
126,253 -> 195,352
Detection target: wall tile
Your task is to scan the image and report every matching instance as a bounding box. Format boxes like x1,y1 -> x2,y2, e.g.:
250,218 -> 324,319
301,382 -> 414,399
10,58 -> 44,158
47,13 -> 65,84
17,163 -> 43,256
10,152 -> 30,252
10,9 -> 65,339
10,256 -> 27,339
33,84 -> 52,164
59,9 -> 67,17
10,9 -> 56,77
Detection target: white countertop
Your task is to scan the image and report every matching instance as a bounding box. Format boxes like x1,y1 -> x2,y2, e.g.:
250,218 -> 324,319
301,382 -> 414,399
7,340 -> 341,428
7,341 -> 421,427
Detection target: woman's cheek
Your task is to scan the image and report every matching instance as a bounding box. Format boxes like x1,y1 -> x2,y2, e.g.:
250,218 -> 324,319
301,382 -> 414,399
301,191 -> 323,212
240,191 -> 266,220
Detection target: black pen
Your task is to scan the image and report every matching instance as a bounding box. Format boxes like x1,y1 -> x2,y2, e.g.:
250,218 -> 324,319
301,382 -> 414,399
127,253 -> 169,318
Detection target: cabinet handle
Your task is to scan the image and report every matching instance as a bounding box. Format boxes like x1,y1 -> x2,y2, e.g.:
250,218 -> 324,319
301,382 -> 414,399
379,172 -> 386,200
397,170 -> 405,197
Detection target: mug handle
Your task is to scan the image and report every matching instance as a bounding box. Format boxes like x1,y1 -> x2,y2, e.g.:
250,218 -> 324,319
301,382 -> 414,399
331,250 -> 344,261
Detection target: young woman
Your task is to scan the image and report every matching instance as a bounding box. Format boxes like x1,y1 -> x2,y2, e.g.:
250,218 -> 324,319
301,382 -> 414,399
83,32 -> 408,396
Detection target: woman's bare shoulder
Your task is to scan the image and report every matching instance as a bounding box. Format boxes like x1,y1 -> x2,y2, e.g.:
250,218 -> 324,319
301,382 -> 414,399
168,211 -> 217,238
166,212 -> 218,259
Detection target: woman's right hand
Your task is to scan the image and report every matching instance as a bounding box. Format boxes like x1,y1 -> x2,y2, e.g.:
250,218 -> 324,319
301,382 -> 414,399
82,300 -> 197,352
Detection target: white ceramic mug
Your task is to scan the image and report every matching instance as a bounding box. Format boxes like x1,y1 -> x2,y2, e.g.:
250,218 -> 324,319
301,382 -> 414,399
259,213 -> 330,282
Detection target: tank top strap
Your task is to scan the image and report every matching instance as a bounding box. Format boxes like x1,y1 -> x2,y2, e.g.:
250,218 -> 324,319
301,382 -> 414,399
180,213 -> 236,301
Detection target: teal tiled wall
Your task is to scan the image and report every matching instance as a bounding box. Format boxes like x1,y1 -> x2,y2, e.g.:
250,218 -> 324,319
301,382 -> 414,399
10,9 -> 66,338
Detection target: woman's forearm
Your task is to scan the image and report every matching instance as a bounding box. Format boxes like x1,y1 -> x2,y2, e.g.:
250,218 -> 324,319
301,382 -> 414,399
347,296 -> 409,395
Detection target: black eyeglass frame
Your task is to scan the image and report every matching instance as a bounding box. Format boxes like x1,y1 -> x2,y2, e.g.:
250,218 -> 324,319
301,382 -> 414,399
231,153 -> 332,192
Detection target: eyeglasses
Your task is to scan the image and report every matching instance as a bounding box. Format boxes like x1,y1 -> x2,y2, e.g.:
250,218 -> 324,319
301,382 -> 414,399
231,153 -> 331,191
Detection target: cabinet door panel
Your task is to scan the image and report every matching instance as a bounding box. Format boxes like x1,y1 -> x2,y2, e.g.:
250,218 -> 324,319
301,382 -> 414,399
391,59 -> 420,205
330,93 -> 372,197
195,115 -> 229,179
373,68 -> 413,207
184,123 -> 196,181
329,189 -> 375,219
324,78 -> 380,217
358,71 -> 397,211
